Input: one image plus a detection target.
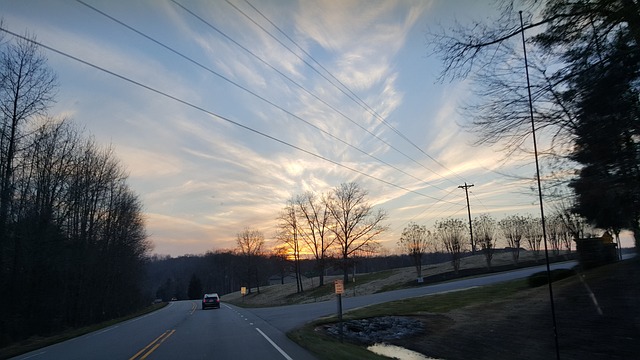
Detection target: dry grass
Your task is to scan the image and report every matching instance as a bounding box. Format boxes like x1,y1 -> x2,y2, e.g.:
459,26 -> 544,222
222,251 -> 547,307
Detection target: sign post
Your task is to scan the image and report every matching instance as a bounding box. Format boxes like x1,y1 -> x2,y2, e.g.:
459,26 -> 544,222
241,287 -> 247,302
334,279 -> 344,342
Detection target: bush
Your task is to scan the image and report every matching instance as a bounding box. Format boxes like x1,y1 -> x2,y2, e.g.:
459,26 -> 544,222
527,269 -> 575,288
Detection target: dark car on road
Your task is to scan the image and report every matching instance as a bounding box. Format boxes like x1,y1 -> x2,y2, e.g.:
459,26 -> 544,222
202,293 -> 220,309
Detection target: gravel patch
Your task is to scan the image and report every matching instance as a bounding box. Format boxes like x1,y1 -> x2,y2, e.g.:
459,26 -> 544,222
325,316 -> 425,344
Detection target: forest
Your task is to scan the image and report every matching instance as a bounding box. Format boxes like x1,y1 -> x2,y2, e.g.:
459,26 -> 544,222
0,35 -> 151,346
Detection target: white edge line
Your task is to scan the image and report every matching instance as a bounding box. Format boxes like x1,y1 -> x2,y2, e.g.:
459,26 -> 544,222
255,328 -> 294,360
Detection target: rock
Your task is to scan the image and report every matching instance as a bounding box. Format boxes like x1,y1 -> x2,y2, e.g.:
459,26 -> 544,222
325,316 -> 424,344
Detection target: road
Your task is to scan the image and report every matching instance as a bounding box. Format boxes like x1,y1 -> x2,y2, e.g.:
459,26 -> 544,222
14,256 -> 633,359
12,301 -> 316,360
251,259 -> 582,332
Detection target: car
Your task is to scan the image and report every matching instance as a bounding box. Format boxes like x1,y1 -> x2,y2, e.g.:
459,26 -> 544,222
202,293 -> 220,309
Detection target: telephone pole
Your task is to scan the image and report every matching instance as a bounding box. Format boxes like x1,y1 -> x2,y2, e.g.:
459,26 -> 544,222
458,182 -> 475,254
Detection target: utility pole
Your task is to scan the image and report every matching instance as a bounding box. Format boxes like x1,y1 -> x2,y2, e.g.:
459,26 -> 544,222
458,182 -> 475,254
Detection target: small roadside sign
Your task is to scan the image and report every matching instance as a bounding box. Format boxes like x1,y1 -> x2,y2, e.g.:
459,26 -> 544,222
334,279 -> 344,294
241,287 -> 247,295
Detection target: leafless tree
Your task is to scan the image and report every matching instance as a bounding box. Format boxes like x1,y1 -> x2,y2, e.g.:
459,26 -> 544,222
276,200 -> 304,293
473,214 -> 497,269
236,227 -> 265,294
545,214 -> 564,256
325,182 -> 388,284
553,199 -> 592,241
436,218 -> 467,274
398,222 -> 431,279
523,216 -> 543,259
498,215 -> 527,264
0,34 -> 150,344
295,191 -> 334,287
0,34 -> 57,266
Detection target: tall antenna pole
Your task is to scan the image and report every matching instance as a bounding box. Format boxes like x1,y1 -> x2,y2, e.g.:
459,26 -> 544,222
519,11 -> 560,360
458,182 -> 475,254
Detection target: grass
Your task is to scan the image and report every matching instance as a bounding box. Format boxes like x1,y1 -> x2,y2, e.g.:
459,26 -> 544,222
287,324 -> 389,360
288,278 -> 532,359
0,302 -> 167,359
351,279 -> 529,319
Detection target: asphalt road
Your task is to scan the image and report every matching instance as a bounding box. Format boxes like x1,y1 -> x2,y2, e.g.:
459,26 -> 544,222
12,301 -> 316,360
13,256 -> 634,360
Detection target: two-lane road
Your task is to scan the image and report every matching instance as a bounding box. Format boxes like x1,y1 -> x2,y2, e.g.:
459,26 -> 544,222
14,256 -> 634,359
13,301 -> 316,360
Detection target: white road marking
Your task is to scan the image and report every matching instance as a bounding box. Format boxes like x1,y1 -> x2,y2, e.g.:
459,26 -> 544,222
578,273 -> 603,315
255,328 -> 293,360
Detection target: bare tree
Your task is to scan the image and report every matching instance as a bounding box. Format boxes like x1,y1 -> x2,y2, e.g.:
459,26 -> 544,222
276,200 -> 304,293
236,227 -> 265,294
545,214 -> 563,256
554,200 -> 591,241
498,215 -> 527,264
295,191 -> 334,287
398,222 -> 431,279
0,34 -> 151,344
325,182 -> 388,284
436,218 -> 467,274
0,35 -> 57,266
430,1 -> 640,246
473,214 -> 497,269
523,216 -> 543,259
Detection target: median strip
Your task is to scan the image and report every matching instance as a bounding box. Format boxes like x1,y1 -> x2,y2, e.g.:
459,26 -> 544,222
129,329 -> 175,360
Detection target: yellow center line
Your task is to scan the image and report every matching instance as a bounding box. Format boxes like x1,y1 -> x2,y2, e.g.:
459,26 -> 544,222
129,329 -> 175,360
140,330 -> 175,360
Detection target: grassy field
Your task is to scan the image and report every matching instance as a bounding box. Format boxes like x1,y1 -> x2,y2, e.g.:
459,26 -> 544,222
288,278 -> 532,359
287,258 -> 640,360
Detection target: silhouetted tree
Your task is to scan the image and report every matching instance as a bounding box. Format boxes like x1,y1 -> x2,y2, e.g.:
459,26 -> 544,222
295,191 -> 334,287
430,0 -> 640,245
325,182 -> 388,284
436,218 -> 467,274
523,216 -> 543,259
236,227 -> 264,294
473,214 -> 497,269
398,222 -> 431,278
276,200 -> 304,293
499,215 -> 527,264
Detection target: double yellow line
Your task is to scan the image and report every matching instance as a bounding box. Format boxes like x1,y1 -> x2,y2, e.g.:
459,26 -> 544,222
129,329 -> 175,360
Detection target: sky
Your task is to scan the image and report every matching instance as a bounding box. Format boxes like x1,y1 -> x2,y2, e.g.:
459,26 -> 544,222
1,0 -> 631,256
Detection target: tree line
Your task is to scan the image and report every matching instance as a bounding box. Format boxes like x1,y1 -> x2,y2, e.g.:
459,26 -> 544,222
145,248 -> 453,302
0,35 -> 150,346
148,207 -> 590,303
399,209 -> 591,278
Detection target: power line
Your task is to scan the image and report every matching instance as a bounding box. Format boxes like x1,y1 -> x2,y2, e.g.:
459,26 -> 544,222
389,186 -> 464,233
234,0 -> 469,185
0,26 -> 452,205
170,0 -> 455,194
72,0 -> 458,204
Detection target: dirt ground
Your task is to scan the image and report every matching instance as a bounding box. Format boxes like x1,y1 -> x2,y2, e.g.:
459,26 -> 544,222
390,258 -> 640,360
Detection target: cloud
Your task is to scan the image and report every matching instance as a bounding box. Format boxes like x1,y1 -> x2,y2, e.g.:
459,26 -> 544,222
117,145 -> 184,178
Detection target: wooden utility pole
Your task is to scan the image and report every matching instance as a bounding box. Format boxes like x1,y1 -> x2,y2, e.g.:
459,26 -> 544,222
458,183 -> 475,254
